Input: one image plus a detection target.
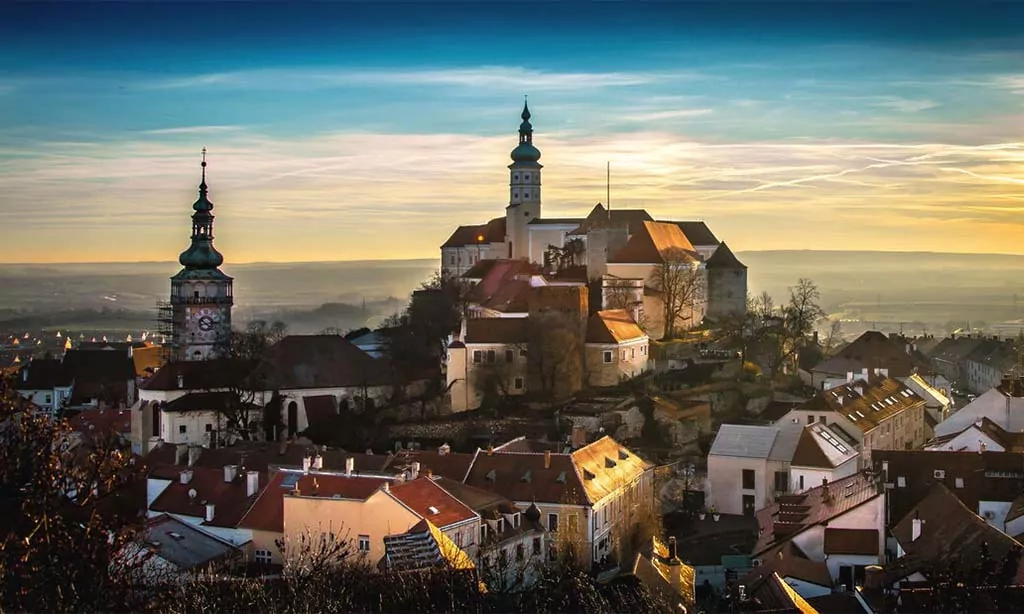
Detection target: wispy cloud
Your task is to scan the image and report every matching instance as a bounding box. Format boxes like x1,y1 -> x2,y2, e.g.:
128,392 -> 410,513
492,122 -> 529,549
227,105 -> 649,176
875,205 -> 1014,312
870,96 -> 939,113
143,126 -> 246,135
622,108 -> 714,122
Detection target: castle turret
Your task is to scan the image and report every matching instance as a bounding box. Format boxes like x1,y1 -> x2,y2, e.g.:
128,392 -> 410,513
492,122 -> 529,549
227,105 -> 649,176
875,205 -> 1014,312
506,98 -> 543,260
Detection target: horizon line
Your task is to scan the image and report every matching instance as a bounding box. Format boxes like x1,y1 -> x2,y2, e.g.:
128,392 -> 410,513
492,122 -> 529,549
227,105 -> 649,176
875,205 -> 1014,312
4,248 -> 1024,267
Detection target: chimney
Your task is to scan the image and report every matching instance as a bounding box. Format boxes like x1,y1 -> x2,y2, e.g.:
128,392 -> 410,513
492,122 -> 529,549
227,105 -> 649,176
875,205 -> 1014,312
912,513 -> 923,542
544,449 -> 552,470
864,565 -> 885,590
821,477 -> 831,502
22,367 -> 28,382
175,444 -> 188,465
224,464 -> 238,483
205,502 -> 215,522
837,396 -> 844,407
487,445 -> 494,456
861,368 -> 870,381
176,374 -> 184,389
667,536 -> 679,560
438,443 -> 450,456
312,454 -> 323,470
345,456 -> 355,477
410,461 -> 420,480
246,471 -> 259,497
180,469 -> 193,485
188,446 -> 201,467
382,482 -> 390,493
302,455 -> 312,473
846,371 -> 854,383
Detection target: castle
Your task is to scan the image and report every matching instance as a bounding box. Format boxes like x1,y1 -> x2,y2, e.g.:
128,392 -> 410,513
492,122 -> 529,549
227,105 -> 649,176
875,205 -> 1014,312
440,101 -> 748,334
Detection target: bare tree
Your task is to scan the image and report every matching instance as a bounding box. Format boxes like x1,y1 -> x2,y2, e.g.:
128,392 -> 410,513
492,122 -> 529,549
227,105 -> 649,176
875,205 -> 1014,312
752,290 -> 776,320
781,278 -> 825,371
215,320 -> 289,442
528,313 -> 584,400
648,248 -> 706,340
823,318 -> 843,355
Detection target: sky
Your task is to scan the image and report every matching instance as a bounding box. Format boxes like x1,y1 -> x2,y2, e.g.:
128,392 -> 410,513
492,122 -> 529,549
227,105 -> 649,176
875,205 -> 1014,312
2,2 -> 1024,264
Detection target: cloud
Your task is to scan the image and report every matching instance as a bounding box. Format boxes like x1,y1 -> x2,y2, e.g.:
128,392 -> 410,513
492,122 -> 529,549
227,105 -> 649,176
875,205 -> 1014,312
622,108 -> 714,122
143,126 -> 246,135
869,96 -> 940,113
143,66 -> 677,93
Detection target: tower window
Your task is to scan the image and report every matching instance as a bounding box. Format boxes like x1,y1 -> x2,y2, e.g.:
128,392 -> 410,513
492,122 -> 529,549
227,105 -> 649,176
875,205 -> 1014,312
514,174 -> 519,181
514,193 -> 518,199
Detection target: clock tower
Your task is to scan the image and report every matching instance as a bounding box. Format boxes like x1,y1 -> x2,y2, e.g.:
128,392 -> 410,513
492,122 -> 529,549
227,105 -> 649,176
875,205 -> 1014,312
168,150 -> 234,361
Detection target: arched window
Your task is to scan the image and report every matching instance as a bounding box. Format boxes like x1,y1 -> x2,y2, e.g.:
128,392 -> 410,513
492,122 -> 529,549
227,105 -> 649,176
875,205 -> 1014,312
151,402 -> 160,438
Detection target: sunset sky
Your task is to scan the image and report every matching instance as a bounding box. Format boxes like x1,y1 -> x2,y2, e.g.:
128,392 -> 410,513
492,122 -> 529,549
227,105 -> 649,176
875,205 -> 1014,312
2,3 -> 1023,263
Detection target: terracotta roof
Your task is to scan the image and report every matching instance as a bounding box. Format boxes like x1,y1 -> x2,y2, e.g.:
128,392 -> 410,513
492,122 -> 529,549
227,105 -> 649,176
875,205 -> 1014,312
259,335 -> 392,389
389,477 -> 478,528
465,259 -> 539,312
462,259 -> 500,280
823,528 -> 879,556
464,449 -> 589,506
67,409 -> 131,436
432,477 -> 515,514
571,436 -> 653,504
586,309 -> 646,344
812,331 -> 930,378
567,204 -> 653,236
746,541 -> 833,590
150,466 -> 268,528
744,570 -> 821,614
886,482 -> 1024,585
302,395 -> 338,427
390,450 -> 475,482
753,472 -> 881,557
463,318 -> 529,344
802,375 -> 925,433
668,221 -> 720,247
704,242 -> 746,269
237,471 -> 390,533
441,217 -> 506,248
608,221 -> 699,264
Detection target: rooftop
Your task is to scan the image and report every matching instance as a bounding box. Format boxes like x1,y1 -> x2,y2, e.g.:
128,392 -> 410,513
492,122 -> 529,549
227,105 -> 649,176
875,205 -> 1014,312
803,375 -> 925,433
586,309 -> 647,344
608,221 -> 700,265
141,514 -> 241,570
709,423 -> 803,461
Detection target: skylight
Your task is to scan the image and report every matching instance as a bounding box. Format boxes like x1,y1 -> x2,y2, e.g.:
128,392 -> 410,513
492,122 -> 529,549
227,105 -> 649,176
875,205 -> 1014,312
281,473 -> 301,490
428,506 -> 440,515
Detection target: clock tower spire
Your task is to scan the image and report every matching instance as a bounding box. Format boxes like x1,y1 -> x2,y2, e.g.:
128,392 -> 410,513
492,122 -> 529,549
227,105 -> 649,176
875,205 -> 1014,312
506,97 -> 543,260
167,149 -> 234,361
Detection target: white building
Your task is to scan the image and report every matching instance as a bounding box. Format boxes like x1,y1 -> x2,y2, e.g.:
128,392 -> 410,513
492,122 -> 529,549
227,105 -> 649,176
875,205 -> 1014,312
789,422 -> 860,493
706,423 -> 803,516
933,382 -> 1024,437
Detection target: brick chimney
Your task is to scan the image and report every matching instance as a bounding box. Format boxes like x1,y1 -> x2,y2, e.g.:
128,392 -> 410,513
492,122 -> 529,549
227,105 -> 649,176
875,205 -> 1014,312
544,449 -> 552,470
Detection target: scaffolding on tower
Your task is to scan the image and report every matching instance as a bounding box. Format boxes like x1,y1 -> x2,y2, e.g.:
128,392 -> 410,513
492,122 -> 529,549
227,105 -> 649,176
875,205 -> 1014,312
156,300 -> 178,362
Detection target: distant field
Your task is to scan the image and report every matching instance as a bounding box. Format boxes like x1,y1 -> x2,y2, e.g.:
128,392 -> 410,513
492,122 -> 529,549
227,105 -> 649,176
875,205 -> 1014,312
1,251 -> 1022,338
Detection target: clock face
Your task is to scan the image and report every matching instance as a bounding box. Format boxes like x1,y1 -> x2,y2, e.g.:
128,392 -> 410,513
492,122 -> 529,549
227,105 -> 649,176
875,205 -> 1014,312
198,316 -> 215,332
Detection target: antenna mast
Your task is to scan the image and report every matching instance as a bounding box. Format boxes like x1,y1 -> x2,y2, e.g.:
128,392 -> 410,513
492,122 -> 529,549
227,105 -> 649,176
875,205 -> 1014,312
606,161 -> 611,219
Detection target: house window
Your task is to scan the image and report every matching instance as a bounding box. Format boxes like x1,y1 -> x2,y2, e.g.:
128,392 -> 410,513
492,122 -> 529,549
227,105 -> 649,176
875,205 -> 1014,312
505,349 -> 514,363
473,351 -> 483,364
897,476 -> 907,488
519,349 -> 527,358
514,377 -> 524,390
807,415 -> 815,424
254,549 -> 272,564
799,475 -> 805,490
44,394 -> 51,404
603,351 -> 612,363
547,513 -> 559,532
450,256 -> 456,265
742,469 -> 755,490
532,537 -> 542,555
955,477 -> 964,489
516,543 -> 525,562
358,535 -> 370,552
178,425 -> 187,435
499,548 -> 509,566
622,351 -> 627,360
486,350 -> 496,363
205,423 -> 213,432
631,348 -> 635,359
454,530 -> 463,547
480,525 -> 488,543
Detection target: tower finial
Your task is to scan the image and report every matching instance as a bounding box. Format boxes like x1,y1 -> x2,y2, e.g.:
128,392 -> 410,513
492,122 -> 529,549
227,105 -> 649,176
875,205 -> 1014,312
521,96 -> 531,121
201,147 -> 207,182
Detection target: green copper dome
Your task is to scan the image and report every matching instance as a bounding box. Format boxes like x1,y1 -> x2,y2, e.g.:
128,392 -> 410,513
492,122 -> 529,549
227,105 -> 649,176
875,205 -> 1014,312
510,99 -> 541,163
179,240 -> 224,269
178,153 -> 225,270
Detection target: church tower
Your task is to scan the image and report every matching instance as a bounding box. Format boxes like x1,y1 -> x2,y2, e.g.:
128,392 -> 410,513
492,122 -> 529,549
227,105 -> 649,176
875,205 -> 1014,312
506,99 -> 542,260
168,150 -> 234,361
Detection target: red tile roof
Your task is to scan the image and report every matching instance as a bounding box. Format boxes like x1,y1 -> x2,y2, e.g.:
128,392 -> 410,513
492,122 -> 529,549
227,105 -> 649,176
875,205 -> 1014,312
389,450 -> 475,482
464,450 -> 589,506
790,428 -> 832,469
68,409 -> 131,436
609,221 -> 699,264
237,471 -> 390,533
389,477 -> 478,528
745,541 -> 834,589
441,217 -> 506,248
586,309 -> 646,344
150,466 -> 268,528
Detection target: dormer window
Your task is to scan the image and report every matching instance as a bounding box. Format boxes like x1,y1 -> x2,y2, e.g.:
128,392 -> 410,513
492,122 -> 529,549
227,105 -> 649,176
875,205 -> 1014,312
512,513 -> 520,528
497,518 -> 505,533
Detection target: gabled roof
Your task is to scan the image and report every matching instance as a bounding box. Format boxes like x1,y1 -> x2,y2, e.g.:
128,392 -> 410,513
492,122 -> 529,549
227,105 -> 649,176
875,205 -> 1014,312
608,221 -> 699,265
927,336 -> 984,362
926,416 -> 1024,452
63,348 -> 135,384
441,217 -> 506,249
464,259 -> 539,313
965,338 -> 1018,372
68,409 -> 131,436
704,242 -> 746,269
791,424 -> 858,469
812,331 -> 930,378
567,204 -> 653,236
14,358 -> 72,389
383,519 -> 475,572
390,450 -> 476,483
745,541 -> 833,590
259,335 -> 392,389
586,309 -> 647,344
886,482 -> 1024,585
801,376 -> 925,433
667,221 -> 720,247
150,466 -> 268,529
463,318 -> 529,345
464,449 -> 589,506
744,570 -> 821,613
710,423 -> 802,462
389,477 -> 478,528
753,472 -> 881,557
630,537 -> 696,607
571,436 -> 653,504
163,391 -> 246,413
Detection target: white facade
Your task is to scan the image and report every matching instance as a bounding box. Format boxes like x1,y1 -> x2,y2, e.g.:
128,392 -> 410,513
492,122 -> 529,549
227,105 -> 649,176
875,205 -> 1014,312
790,459 -> 858,494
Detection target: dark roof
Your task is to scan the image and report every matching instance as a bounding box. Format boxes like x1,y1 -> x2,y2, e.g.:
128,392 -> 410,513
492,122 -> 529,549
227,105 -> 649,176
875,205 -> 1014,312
528,217 -> 583,225
140,359 -> 246,391
757,400 -> 804,423
463,318 -> 529,344
390,450 -> 476,482
744,541 -> 833,589
871,449 -> 1024,528
441,217 -> 506,248
465,259 -> 539,312
927,336 -> 984,363
753,472 -> 881,557
163,391 -> 245,413
462,259 -> 500,280
743,571 -> 820,613
667,221 -> 720,247
966,338 -> 1018,372
142,514 -> 241,570
260,335 -> 392,389
15,358 -> 71,389
567,204 -> 653,237
433,477 -> 515,514
812,331 -> 930,378
886,482 -> 1024,585
68,409 -> 132,436
704,242 -> 746,269
805,593 -> 869,614
63,348 -> 135,384
823,528 -> 879,556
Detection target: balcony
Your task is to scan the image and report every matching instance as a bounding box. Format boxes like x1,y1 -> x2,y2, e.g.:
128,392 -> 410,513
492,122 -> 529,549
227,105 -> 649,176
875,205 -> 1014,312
171,296 -> 232,306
